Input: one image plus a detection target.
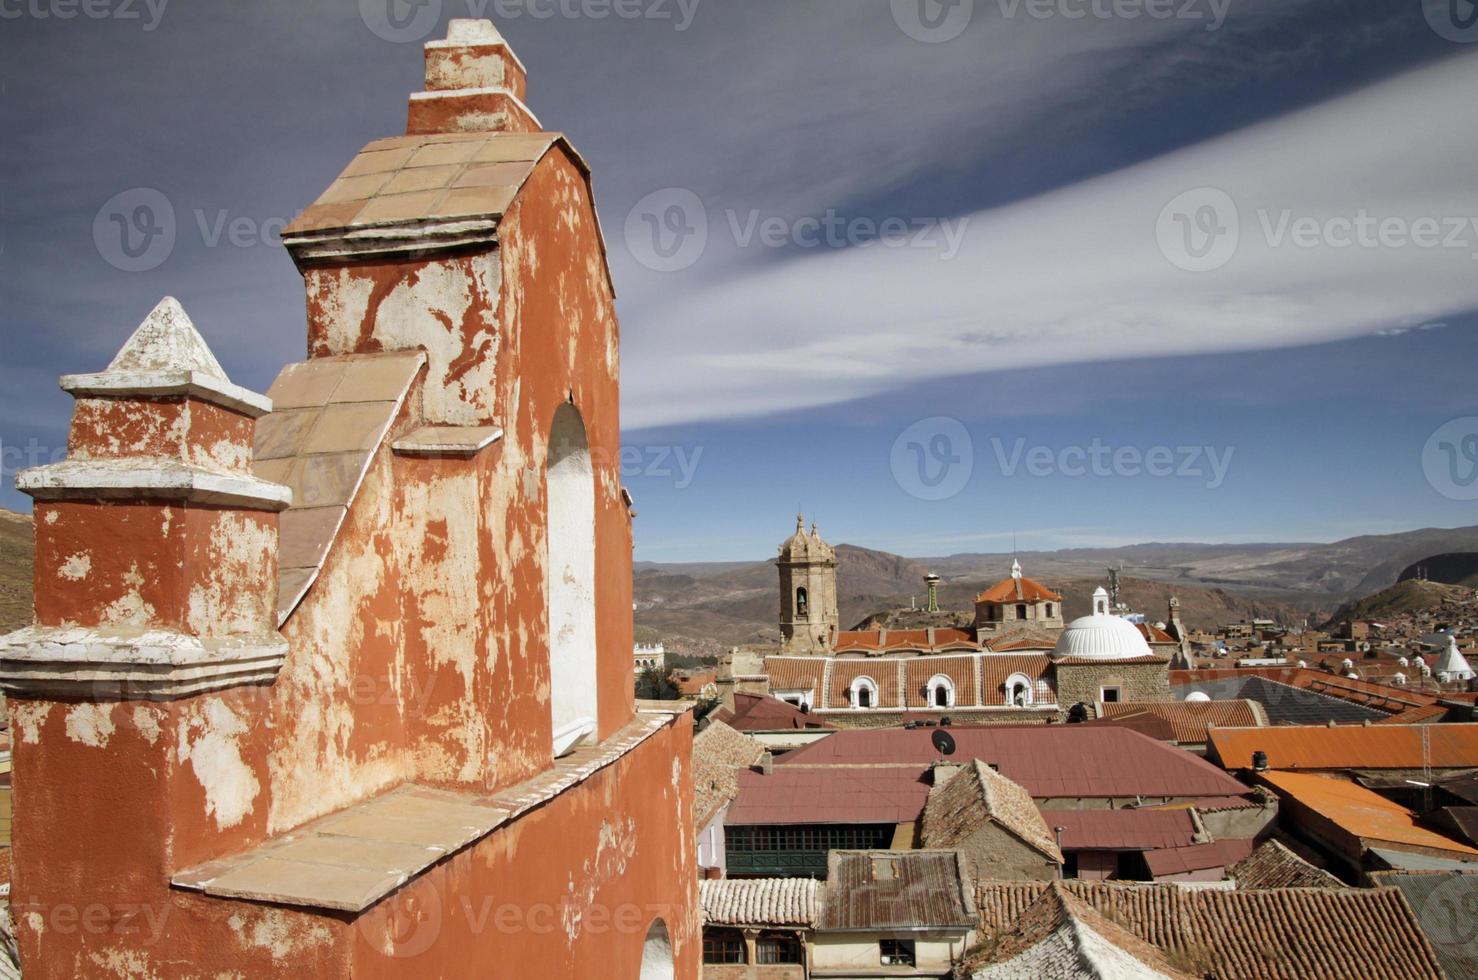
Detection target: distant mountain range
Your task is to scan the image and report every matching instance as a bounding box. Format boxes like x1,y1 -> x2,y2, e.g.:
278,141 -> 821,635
4,508 -> 1476,658
636,525 -> 1478,657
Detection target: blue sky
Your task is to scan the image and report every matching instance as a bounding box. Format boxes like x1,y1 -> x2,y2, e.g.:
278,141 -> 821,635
3,0 -> 1477,562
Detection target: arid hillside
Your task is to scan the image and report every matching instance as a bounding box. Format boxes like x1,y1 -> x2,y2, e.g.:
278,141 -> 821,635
0,509 -> 33,633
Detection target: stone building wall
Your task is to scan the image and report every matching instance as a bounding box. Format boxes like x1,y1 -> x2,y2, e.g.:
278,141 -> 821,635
1055,662 -> 1170,709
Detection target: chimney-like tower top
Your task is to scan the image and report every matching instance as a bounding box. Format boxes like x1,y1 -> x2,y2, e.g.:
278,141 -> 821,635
408,18 -> 538,135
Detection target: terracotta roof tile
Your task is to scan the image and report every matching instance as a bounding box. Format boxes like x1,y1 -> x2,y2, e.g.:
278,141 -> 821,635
1099,699 -> 1264,743
976,880 -> 1445,979
763,657 -> 821,696
699,878 -> 818,927
976,576 -> 1062,604
828,660 -> 900,710
1229,840 -> 1346,889
710,693 -> 833,733
921,759 -> 1062,862
979,655 -> 1055,706
904,656 -> 978,708
691,721 -> 766,833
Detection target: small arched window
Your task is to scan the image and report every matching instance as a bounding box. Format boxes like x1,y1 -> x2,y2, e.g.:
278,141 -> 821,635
642,920 -> 675,979
796,586 -> 809,617
926,673 -> 955,708
1004,673 -> 1034,707
1045,603 -> 1054,618
850,675 -> 879,709
1016,603 -> 1028,620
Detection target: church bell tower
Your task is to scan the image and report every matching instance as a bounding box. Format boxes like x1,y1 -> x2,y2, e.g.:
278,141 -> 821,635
778,514 -> 839,654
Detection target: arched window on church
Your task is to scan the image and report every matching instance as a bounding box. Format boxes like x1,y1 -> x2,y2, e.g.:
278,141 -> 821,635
546,404 -> 597,757
850,675 -> 878,710
796,586 -> 809,617
1004,673 -> 1034,707
927,674 -> 955,708
1045,603 -> 1054,618
1016,603 -> 1028,620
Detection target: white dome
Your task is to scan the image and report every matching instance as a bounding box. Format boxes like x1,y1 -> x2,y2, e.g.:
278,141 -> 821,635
1184,691 -> 1211,703
1053,613 -> 1155,661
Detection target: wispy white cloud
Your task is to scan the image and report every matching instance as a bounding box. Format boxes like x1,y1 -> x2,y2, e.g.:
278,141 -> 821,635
621,51 -> 1478,429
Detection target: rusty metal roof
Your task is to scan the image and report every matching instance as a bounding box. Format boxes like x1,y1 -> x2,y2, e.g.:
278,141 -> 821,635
1047,808 -> 1197,852
1259,770 -> 1478,857
817,850 -> 974,931
779,727 -> 1249,800
725,765 -> 931,826
1208,723 -> 1478,771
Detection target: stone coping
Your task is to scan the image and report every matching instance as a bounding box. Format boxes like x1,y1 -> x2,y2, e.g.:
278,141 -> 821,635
172,708 -> 686,913
0,626 -> 288,700
17,459 -> 292,511
391,425 -> 503,457
61,369 -> 273,418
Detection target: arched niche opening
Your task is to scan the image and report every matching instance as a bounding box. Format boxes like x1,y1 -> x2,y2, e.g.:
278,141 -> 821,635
547,403 -> 597,757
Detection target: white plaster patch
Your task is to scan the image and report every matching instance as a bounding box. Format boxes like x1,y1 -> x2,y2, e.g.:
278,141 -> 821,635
178,700 -> 260,830
59,552 -> 92,581
44,509 -> 59,525
66,703 -> 116,748
102,564 -> 157,627
227,909 -> 334,959
13,702 -> 52,744
85,947 -> 162,979
186,513 -> 275,635
159,507 -> 173,537
132,706 -> 162,745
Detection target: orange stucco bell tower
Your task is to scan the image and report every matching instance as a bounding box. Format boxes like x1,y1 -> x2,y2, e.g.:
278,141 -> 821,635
1,19 -> 696,979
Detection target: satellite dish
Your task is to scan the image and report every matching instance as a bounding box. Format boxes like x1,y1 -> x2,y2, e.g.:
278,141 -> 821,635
931,729 -> 957,757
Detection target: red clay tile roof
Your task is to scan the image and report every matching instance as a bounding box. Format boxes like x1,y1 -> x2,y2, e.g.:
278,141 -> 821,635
1142,838 -> 1254,876
976,576 -> 1062,604
670,669 -> 718,697
1047,808 -> 1197,851
710,693 -> 833,733
986,630 -> 1059,652
725,765 -> 932,826
1258,770 -> 1478,858
1207,723 -> 1478,771
779,727 -> 1249,800
833,628 -> 982,653
1137,622 -> 1179,644
1229,840 -> 1346,889
1099,699 -> 1265,743
980,655 -> 1056,705
827,660 -> 900,709
976,880 -> 1445,979
699,878 -> 819,927
764,657 -> 821,695
903,656 -> 978,708
691,720 -> 767,833
922,760 -> 1062,862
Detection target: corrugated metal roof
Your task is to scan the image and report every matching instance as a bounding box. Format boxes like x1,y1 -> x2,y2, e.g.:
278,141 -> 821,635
1375,873 -> 1478,980
1047,809 -> 1197,851
1142,838 -> 1253,876
725,766 -> 931,826
1261,770 -> 1478,857
817,850 -> 974,930
1208,724 -> 1478,771
779,727 -> 1249,800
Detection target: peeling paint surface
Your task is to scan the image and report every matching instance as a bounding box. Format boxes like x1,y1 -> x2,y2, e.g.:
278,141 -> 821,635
65,704 -> 115,748
179,700 -> 261,831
